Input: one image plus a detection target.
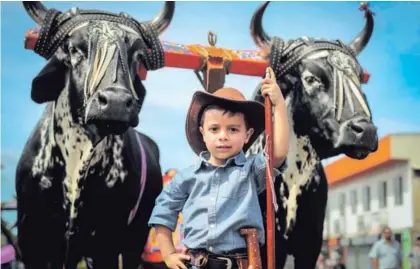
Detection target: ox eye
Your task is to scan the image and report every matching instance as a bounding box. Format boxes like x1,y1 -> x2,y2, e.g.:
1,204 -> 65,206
67,44 -> 84,66
68,45 -> 77,55
305,76 -> 320,85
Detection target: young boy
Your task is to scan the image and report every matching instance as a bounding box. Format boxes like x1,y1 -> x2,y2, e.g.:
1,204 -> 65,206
148,67 -> 289,269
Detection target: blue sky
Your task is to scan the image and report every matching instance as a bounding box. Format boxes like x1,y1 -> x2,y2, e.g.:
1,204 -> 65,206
2,1 -> 420,225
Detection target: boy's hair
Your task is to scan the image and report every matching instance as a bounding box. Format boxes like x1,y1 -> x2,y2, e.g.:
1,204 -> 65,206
199,104 -> 250,130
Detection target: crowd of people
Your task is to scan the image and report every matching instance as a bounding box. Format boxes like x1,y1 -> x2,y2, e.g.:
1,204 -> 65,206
316,227 -> 420,269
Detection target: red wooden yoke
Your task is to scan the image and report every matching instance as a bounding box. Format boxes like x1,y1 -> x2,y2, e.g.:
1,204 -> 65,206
24,29 -> 270,92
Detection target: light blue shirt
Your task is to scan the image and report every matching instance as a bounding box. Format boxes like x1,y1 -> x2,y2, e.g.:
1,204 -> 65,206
369,238 -> 402,269
148,150 -> 287,254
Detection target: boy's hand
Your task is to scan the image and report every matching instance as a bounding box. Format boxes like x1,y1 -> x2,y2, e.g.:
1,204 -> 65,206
163,249 -> 190,269
261,67 -> 284,106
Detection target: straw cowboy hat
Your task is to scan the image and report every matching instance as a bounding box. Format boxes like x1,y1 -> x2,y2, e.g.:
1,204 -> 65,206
185,87 -> 265,156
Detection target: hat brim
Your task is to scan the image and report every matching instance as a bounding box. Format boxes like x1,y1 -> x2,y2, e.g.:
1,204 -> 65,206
186,90 -> 265,156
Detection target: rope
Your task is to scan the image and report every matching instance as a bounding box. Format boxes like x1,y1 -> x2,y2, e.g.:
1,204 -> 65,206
263,134 -> 279,212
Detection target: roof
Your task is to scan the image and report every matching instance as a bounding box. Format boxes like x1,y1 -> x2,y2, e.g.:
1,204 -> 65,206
325,133 -> 420,187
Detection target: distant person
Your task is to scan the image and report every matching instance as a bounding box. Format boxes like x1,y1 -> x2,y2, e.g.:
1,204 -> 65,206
332,258 -> 347,269
331,247 -> 346,269
369,226 -> 402,269
316,253 -> 326,269
409,235 -> 420,269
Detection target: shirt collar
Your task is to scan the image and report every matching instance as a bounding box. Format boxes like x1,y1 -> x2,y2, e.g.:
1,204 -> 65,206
193,150 -> 247,172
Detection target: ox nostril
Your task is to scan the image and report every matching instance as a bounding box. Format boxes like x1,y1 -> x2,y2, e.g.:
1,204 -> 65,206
350,122 -> 364,134
98,92 -> 108,107
125,97 -> 133,108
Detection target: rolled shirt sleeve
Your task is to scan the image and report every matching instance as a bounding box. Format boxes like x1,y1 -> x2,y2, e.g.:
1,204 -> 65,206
148,172 -> 189,231
251,151 -> 288,193
368,242 -> 379,259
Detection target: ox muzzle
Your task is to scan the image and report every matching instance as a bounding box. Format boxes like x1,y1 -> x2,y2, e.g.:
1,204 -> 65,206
335,116 -> 378,159
85,86 -> 138,135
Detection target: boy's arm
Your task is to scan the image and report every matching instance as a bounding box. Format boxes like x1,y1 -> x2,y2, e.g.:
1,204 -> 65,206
368,242 -> 379,269
250,67 -> 290,193
148,172 -> 189,232
251,82 -> 289,193
156,225 -> 190,269
261,66 -> 290,169
155,224 -> 178,260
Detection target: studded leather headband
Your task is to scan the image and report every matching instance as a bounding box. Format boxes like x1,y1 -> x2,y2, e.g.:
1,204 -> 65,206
34,8 -> 164,71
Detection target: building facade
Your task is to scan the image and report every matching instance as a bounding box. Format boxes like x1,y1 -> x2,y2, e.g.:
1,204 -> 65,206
323,133 -> 420,269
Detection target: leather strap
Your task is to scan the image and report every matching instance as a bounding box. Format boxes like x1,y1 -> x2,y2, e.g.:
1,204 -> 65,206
127,133 -> 148,225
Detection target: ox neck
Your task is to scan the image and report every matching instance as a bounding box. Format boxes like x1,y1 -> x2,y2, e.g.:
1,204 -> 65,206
283,92 -> 321,180
50,88 -> 128,219
51,87 -> 114,156
282,92 -> 321,233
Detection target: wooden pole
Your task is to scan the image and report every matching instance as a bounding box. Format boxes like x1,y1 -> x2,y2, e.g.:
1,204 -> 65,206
264,68 -> 275,269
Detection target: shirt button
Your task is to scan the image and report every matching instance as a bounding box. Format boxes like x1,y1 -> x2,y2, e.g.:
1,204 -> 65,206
215,172 -> 219,177
209,246 -> 213,252
210,224 -> 215,229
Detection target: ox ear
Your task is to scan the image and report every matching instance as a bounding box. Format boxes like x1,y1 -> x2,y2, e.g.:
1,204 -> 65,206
31,55 -> 66,104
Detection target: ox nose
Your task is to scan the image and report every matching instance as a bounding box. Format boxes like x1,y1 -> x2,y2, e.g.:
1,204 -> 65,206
349,118 -> 370,134
342,117 -> 378,151
97,90 -> 134,112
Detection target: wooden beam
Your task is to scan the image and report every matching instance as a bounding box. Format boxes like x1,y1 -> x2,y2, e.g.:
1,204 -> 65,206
24,28 -> 269,81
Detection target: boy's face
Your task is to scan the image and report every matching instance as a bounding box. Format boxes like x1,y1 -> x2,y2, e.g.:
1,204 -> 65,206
199,108 -> 254,165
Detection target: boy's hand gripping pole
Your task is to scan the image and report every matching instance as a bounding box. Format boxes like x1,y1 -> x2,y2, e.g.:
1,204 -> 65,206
264,68 -> 276,269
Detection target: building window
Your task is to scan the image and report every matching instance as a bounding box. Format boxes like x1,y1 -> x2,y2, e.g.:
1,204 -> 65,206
357,215 -> 365,233
363,186 -> 371,211
394,176 -> 403,205
379,181 -> 387,208
334,219 -> 342,236
350,189 -> 358,213
339,193 -> 346,216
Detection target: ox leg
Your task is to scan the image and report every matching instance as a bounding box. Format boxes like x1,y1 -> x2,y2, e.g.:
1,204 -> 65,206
90,248 -> 119,268
289,169 -> 328,269
85,227 -> 120,269
64,234 -> 88,269
16,170 -> 67,269
122,202 -> 156,269
121,226 -> 148,269
18,213 -> 66,269
121,227 -> 150,269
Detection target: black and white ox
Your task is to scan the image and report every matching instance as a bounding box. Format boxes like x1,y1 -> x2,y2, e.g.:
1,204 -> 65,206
247,2 -> 379,268
16,2 -> 175,268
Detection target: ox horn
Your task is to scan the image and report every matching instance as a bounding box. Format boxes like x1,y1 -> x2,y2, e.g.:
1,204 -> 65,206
349,4 -> 374,56
23,1 -> 48,26
250,1 -> 272,50
151,1 -> 175,34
